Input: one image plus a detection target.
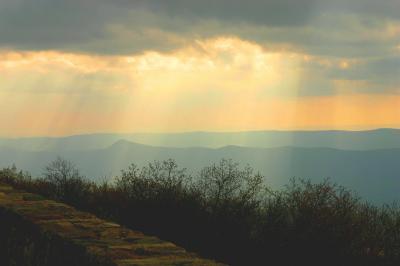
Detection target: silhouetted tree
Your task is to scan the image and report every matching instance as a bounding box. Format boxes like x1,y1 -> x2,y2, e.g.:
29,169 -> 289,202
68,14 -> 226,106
196,158 -> 264,207
2,159 -> 400,265
43,157 -> 90,204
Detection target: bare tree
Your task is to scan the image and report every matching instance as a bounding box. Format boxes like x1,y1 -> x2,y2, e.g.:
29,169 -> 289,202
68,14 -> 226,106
43,157 -> 84,200
197,159 -> 264,207
44,157 -> 79,183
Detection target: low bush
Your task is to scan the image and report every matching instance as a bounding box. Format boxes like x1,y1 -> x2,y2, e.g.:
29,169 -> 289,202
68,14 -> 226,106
1,158 -> 399,266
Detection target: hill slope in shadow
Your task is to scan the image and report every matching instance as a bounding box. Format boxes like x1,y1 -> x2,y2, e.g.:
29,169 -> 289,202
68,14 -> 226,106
1,139 -> 399,204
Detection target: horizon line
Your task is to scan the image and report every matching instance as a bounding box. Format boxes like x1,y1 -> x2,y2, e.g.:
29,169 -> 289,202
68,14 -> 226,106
1,127 -> 400,140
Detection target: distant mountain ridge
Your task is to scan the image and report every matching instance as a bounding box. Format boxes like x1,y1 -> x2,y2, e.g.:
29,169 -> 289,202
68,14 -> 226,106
1,128 -> 400,151
1,137 -> 400,204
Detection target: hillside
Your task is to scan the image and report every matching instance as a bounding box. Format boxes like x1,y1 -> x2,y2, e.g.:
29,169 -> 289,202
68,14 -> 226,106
0,184 -> 221,265
2,128 -> 400,151
1,139 -> 400,203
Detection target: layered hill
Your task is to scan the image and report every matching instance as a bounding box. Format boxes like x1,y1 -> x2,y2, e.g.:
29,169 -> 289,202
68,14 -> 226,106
1,137 -> 400,203
2,128 -> 400,151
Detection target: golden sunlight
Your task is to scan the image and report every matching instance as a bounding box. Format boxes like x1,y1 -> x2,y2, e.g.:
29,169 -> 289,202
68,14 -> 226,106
1,37 -> 398,136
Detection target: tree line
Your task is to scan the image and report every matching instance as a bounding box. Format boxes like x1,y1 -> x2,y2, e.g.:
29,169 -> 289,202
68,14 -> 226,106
1,157 -> 400,266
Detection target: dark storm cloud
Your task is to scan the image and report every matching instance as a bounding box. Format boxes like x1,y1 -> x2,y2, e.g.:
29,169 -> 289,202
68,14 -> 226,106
0,0 -> 103,51
0,0 -> 399,56
0,0 -> 318,54
111,0 -> 400,25
328,56 -> 400,93
0,0 -> 186,53
123,0 -> 319,26
1,0 -> 399,97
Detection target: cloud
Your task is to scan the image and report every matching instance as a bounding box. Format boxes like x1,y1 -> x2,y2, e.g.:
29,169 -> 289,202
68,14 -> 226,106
326,55 -> 400,94
1,36 -> 399,136
0,0 -> 399,59
2,36 -> 398,100
1,1 -> 400,135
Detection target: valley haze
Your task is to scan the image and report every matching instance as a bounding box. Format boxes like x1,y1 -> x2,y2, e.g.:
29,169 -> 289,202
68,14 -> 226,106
1,128 -> 400,204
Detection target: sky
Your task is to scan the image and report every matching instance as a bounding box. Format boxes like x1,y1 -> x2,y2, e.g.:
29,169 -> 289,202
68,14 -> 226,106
0,0 -> 399,137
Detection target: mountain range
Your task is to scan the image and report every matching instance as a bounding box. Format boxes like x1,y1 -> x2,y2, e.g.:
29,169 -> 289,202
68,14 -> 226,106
2,128 -> 400,151
1,129 -> 400,204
